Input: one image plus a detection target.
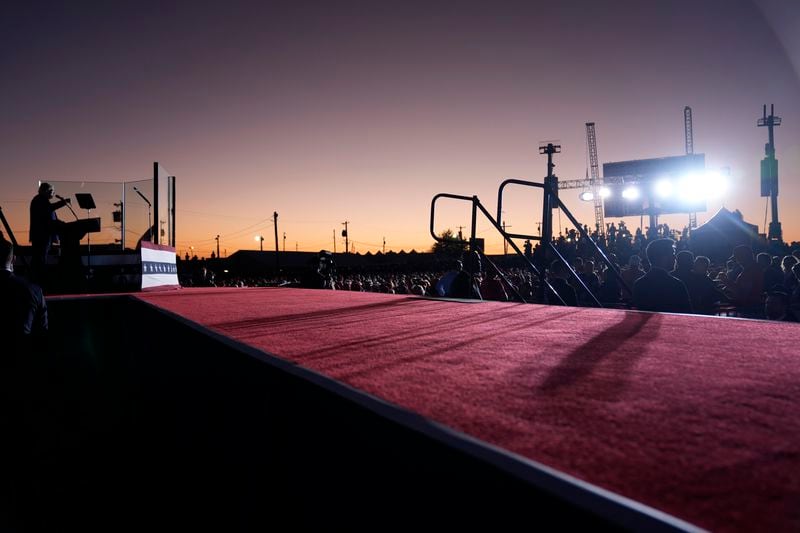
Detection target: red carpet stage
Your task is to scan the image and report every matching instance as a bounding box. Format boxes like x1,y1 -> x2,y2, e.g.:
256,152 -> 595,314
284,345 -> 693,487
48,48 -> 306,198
136,287 -> 800,532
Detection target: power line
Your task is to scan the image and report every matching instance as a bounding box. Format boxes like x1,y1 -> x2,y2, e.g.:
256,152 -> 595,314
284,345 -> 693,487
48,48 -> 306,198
176,209 -> 268,221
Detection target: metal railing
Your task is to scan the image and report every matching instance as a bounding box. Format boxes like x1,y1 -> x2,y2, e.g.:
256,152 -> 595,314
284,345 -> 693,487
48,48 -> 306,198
430,193 -> 564,305
430,176 -> 633,308
497,177 -> 631,306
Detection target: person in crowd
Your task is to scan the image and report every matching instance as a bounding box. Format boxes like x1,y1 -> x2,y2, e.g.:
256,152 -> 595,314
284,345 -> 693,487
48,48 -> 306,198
192,266 -> 216,287
764,290 -> 798,322
409,282 -> 426,296
782,255 -> 798,292
29,182 -> 71,287
670,250 -> 694,287
687,256 -> 726,314
791,263 -> 800,312
0,238 -> 48,355
546,260 -> 577,306
758,253 -> 784,292
434,253 -> 482,299
722,245 -> 764,314
480,272 -> 508,301
434,259 -> 462,297
599,267 -> 622,305
725,258 -> 742,283
300,250 -> 336,289
581,260 -> 601,292
632,238 -> 692,313
621,255 -> 645,300
448,251 -> 482,299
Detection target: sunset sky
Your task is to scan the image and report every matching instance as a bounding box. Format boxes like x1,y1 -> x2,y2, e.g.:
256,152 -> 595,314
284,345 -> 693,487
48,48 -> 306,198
2,0 -> 799,257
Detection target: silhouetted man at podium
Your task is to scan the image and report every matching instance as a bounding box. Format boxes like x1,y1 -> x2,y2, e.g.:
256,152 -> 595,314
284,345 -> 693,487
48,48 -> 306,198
29,182 -> 70,286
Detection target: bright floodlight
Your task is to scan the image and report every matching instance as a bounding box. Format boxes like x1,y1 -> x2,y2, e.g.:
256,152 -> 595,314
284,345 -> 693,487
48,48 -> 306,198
599,186 -> 611,198
622,186 -> 640,200
703,169 -> 729,198
579,191 -> 594,201
254,235 -> 263,241
655,179 -> 673,198
678,173 -> 705,203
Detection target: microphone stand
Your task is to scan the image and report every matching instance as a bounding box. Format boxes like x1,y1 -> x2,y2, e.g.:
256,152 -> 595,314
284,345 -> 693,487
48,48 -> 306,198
59,196 -> 80,221
133,187 -> 153,243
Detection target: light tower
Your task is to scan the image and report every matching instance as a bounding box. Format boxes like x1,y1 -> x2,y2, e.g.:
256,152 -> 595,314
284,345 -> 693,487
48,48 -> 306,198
758,104 -> 782,242
684,106 -> 694,155
684,107 -> 697,229
586,123 -> 604,235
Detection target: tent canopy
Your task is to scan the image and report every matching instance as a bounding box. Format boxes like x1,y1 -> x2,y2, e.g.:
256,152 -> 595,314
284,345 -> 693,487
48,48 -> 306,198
691,208 -> 759,261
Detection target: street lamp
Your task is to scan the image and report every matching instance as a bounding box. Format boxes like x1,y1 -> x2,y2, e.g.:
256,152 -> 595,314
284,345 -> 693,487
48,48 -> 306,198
254,235 -> 264,251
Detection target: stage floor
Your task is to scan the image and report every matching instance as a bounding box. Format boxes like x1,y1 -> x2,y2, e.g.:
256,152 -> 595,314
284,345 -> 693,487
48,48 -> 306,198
136,287 -> 800,532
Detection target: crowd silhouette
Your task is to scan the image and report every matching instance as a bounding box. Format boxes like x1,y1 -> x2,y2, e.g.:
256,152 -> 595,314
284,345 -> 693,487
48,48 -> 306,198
178,223 -> 800,323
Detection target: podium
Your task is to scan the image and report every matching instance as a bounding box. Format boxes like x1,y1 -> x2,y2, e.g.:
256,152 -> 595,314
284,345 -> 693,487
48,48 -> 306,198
56,217 -> 101,292
58,217 -> 101,255
62,217 -> 101,237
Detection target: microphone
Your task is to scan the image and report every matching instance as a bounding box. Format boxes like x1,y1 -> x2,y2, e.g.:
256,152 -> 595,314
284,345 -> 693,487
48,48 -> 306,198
133,186 -> 139,191
55,194 -> 64,200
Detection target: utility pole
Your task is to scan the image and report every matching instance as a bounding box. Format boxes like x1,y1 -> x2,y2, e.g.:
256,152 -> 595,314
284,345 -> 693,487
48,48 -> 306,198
283,232 -> 286,252
341,221 -> 349,255
333,229 -> 336,254
502,221 -> 512,255
273,211 -> 280,270
457,226 -> 465,241
383,237 -> 386,254
758,104 -> 782,242
215,235 -> 220,259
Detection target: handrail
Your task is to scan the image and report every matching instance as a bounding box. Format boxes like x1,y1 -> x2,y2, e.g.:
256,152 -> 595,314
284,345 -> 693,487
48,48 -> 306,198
495,179 -> 603,307
496,178 -> 544,241
430,193 -> 566,305
430,193 -> 475,244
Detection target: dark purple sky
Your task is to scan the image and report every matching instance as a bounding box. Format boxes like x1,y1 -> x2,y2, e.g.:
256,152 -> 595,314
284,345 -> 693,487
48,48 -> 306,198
2,0 -> 798,254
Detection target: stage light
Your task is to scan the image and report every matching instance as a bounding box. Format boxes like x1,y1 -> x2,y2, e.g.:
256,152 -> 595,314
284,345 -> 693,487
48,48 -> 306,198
622,186 -> 640,200
678,173 -> 705,203
579,191 -> 594,201
703,169 -> 729,198
654,179 -> 673,198
599,186 -> 611,198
